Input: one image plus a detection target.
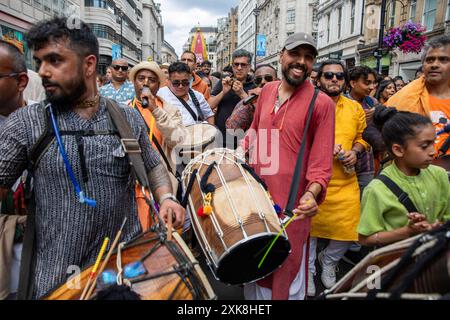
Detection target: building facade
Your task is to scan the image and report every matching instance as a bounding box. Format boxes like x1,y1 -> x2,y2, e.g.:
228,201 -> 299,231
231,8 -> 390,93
142,0 -> 163,64
358,0 -> 449,80
237,0 -> 257,55
161,39 -> 178,64
316,0 -> 365,69
253,0 -> 318,71
216,6 -> 238,72
0,0 -> 82,69
1,0 -> 165,75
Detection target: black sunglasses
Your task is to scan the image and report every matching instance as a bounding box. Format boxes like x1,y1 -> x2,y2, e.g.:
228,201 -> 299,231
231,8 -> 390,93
254,74 -> 274,85
323,72 -> 345,80
171,80 -> 190,87
233,62 -> 249,68
112,65 -> 129,72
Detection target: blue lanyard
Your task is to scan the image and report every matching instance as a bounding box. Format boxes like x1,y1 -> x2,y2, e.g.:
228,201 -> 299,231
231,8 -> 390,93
48,106 -> 96,207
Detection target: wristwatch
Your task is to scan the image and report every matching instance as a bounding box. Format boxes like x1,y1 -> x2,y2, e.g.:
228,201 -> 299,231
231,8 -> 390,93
159,193 -> 179,206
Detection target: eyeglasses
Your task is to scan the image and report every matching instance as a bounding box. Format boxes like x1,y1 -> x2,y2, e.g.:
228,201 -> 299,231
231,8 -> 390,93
0,72 -> 19,79
323,72 -> 345,81
171,80 -> 190,87
112,65 -> 129,72
233,62 -> 249,68
254,74 -> 274,85
136,75 -> 158,83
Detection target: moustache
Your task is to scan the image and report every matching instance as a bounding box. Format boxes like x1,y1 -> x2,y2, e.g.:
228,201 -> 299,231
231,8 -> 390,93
288,64 -> 306,72
42,79 -> 60,88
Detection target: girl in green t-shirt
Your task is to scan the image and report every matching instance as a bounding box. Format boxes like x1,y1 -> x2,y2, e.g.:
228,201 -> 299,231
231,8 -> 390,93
358,107 -> 449,246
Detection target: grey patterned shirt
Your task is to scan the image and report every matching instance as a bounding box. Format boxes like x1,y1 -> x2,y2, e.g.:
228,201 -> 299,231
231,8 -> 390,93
0,98 -> 160,299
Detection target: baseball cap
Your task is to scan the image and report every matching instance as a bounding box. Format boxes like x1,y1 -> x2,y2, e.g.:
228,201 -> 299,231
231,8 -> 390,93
283,32 -> 318,56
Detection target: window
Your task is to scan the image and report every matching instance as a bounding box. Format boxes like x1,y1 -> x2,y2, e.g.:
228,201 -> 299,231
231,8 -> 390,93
350,0 -> 356,34
388,1 -> 396,28
423,0 -> 437,31
447,1 -> 450,21
287,9 -> 295,24
337,7 -> 342,39
410,0 -> 417,21
326,13 -> 330,43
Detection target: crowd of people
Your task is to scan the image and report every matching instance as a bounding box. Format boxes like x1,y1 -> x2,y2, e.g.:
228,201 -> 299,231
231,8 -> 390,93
0,16 -> 449,300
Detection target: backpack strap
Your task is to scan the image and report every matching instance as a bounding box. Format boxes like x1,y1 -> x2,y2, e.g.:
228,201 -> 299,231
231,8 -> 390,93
376,175 -> 418,213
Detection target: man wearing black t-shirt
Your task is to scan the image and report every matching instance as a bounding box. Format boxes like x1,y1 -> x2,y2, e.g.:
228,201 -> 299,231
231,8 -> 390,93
209,49 -> 255,148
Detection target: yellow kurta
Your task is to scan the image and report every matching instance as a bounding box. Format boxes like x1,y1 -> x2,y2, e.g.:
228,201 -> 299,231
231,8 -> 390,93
311,95 -> 369,241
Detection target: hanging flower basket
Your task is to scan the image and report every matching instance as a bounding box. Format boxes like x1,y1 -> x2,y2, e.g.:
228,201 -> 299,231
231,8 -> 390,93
383,21 -> 427,54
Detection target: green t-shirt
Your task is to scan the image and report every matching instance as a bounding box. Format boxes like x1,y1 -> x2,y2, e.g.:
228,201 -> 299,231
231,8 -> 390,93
358,163 -> 450,236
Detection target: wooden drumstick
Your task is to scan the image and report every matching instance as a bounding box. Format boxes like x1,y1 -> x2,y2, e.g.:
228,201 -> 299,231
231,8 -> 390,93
84,217 -> 127,300
167,207 -> 173,241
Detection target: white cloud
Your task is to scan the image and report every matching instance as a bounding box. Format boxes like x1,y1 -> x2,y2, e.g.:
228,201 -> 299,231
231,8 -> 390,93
160,1 -> 238,57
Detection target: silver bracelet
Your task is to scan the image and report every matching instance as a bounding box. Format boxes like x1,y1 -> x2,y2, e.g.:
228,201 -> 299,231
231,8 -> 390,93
158,193 -> 179,206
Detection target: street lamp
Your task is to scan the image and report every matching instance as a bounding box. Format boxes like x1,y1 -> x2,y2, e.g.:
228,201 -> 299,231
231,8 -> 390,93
253,5 -> 260,70
151,42 -> 155,61
376,0 -> 407,74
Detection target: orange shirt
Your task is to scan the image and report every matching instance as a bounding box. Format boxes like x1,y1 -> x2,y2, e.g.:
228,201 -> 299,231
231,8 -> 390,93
192,73 -> 211,100
429,95 -> 450,155
129,97 -> 163,147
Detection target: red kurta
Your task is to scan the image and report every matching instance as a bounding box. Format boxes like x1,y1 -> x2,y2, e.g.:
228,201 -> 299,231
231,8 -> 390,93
243,80 -> 335,299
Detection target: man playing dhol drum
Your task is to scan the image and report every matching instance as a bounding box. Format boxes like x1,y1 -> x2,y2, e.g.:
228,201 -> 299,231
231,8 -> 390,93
242,33 -> 335,300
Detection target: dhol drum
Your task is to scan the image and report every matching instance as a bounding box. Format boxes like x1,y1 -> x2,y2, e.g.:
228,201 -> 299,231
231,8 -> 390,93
182,148 -> 291,285
172,123 -> 220,167
44,230 -> 216,300
321,223 -> 450,300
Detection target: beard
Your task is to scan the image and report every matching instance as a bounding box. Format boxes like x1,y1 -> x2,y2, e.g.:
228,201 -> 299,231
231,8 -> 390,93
320,84 -> 345,97
282,63 -> 308,87
43,73 -> 87,110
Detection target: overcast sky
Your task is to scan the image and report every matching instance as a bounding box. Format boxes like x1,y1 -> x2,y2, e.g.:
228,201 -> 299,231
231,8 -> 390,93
160,0 -> 239,57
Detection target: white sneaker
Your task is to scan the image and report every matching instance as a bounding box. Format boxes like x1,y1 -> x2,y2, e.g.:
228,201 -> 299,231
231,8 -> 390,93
307,271 -> 316,297
318,251 -> 338,289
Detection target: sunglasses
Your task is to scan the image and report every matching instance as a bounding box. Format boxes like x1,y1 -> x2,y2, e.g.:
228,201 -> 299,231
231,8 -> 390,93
254,74 -> 274,85
171,80 -> 190,87
112,65 -> 129,72
233,62 -> 249,68
323,72 -> 345,81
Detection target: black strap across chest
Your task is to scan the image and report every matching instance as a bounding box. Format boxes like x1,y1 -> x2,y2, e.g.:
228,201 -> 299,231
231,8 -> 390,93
376,174 -> 418,213
170,88 -> 205,122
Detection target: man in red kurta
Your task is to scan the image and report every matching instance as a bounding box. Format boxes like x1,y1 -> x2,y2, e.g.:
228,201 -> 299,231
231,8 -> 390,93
242,33 -> 335,300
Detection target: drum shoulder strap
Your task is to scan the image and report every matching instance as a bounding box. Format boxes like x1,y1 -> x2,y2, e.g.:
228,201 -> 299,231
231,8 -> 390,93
104,98 -> 150,188
285,88 -> 319,216
376,175 -> 418,213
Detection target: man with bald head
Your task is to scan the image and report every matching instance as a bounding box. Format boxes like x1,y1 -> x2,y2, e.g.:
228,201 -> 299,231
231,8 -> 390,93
0,40 -> 29,126
99,58 -> 135,103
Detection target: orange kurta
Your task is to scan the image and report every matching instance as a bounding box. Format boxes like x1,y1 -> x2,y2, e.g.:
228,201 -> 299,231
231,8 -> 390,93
129,97 -> 164,230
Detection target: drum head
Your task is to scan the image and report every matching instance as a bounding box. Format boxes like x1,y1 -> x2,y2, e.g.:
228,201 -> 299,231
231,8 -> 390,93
181,124 -> 219,150
216,233 -> 291,285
